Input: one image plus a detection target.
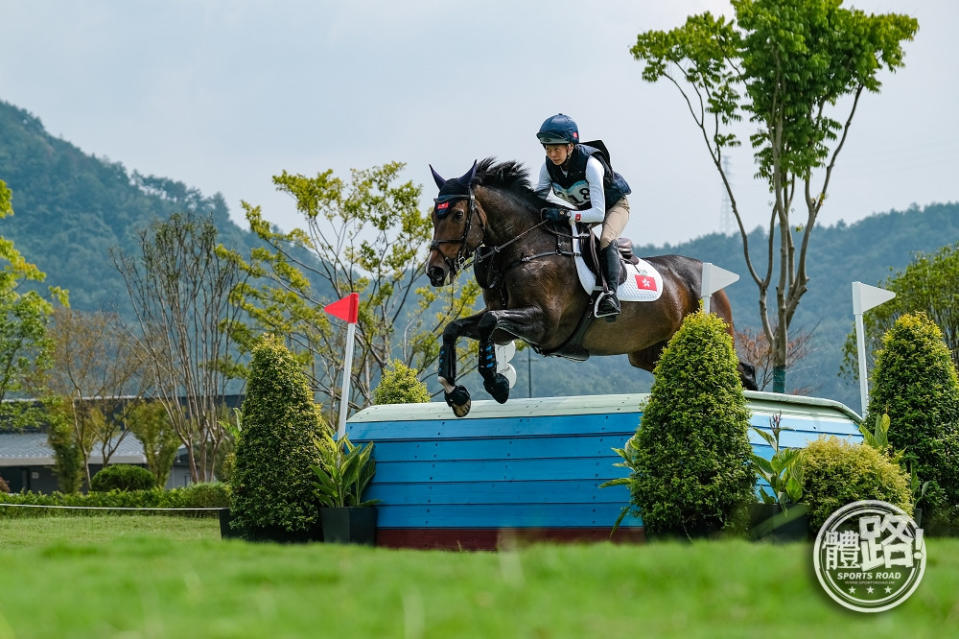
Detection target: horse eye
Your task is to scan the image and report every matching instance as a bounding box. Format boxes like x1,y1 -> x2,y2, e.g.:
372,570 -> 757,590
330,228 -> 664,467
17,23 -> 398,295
454,210 -> 464,220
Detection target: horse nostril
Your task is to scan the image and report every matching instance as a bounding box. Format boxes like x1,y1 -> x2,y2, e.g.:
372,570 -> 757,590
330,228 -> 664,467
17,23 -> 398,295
428,266 -> 445,284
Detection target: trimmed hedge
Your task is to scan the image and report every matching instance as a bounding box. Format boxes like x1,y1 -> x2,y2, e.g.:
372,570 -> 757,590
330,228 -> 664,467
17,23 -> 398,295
627,310 -> 755,538
0,483 -> 231,519
866,312 -> 959,508
230,337 -> 324,536
90,464 -> 156,492
373,360 -> 431,404
800,437 -> 912,531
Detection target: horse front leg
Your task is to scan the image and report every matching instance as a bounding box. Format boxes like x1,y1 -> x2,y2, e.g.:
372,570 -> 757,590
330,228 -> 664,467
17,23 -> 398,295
438,312 -> 484,417
476,306 -> 547,405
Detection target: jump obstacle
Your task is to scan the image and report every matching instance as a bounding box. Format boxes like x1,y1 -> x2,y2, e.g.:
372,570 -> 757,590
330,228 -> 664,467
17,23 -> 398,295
346,391 -> 862,550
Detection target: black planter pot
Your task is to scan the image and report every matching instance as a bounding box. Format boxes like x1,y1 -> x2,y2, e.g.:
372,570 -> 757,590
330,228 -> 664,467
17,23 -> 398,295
219,508 -> 243,539
320,506 -> 378,545
749,502 -> 810,542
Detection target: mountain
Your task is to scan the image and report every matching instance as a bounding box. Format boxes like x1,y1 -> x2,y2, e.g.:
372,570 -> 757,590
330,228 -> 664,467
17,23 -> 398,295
2,99 -> 958,410
0,100 -> 262,311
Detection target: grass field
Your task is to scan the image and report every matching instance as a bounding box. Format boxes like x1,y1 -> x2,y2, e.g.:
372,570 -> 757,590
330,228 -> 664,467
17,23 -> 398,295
0,515 -> 957,638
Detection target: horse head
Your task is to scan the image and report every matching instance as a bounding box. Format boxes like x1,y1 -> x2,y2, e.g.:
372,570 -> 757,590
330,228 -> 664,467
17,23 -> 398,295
426,161 -> 485,286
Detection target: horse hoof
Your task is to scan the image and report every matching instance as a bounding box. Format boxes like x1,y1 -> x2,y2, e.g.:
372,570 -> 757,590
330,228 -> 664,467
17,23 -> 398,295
484,373 -> 510,404
445,385 -> 471,417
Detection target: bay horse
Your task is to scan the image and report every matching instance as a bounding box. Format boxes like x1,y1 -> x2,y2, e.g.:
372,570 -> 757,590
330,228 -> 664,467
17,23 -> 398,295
427,159 -> 757,416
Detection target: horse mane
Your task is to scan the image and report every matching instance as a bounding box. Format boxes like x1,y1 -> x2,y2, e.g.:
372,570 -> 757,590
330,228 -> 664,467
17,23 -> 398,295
473,157 -> 552,212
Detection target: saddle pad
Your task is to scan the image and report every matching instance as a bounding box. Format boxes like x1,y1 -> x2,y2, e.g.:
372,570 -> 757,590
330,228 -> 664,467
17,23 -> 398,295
573,251 -> 664,302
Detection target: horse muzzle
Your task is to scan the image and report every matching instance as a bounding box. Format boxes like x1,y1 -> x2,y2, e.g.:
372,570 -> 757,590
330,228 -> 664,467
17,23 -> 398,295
428,264 -> 448,287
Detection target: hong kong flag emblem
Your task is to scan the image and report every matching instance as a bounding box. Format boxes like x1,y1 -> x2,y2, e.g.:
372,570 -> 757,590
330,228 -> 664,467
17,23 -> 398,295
635,274 -> 657,291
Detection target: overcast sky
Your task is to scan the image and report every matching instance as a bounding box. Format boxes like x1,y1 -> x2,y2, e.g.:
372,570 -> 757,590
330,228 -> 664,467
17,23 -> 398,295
1,0 -> 955,247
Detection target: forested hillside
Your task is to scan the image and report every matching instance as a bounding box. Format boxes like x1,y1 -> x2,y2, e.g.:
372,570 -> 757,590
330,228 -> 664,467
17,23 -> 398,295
2,98 -> 957,410
0,100 -> 260,311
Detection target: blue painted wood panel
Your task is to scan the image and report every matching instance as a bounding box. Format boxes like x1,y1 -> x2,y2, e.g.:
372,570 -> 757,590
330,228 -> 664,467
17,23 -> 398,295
366,480 -> 631,505
348,393 -> 861,531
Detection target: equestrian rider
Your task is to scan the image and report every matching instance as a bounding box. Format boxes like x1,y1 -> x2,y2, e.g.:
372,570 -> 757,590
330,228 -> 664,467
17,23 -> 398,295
534,113 -> 631,318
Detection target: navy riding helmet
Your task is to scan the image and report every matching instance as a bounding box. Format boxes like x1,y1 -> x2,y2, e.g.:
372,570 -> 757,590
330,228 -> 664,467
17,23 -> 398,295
536,113 -> 579,145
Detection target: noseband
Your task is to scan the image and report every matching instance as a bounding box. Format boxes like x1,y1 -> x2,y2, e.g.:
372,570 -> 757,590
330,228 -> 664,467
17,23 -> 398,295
429,188 -> 485,277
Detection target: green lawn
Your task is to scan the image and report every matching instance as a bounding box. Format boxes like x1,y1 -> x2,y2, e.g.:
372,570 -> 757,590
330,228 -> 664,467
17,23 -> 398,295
0,516 -> 957,638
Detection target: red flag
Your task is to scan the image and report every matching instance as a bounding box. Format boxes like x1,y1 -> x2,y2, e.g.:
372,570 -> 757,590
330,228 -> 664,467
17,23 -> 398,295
324,292 -> 359,323
635,274 -> 657,291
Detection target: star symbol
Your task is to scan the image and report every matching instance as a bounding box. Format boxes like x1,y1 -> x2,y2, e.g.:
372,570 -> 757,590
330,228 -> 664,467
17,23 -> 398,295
866,586 -> 874,594
885,586 -> 893,594
848,586 -> 857,594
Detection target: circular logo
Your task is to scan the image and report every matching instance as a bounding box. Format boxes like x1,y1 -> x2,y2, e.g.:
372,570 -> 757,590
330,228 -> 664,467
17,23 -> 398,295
813,500 -> 926,613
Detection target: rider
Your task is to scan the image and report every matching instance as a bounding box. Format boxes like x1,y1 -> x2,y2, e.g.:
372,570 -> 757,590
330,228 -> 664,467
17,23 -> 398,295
534,113 -> 631,318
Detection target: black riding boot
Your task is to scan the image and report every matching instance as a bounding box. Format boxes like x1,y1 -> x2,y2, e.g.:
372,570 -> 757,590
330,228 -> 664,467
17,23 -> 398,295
595,245 -> 622,318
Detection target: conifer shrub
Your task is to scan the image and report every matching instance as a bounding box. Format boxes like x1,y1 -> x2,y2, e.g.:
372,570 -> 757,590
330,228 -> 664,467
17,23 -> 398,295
373,360 -> 431,404
90,464 -> 156,492
799,436 -> 912,531
627,310 -> 755,538
865,313 -> 959,508
230,336 -> 325,537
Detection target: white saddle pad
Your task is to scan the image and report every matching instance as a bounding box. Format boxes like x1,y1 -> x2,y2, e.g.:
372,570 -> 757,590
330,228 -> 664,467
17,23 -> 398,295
571,226 -> 663,302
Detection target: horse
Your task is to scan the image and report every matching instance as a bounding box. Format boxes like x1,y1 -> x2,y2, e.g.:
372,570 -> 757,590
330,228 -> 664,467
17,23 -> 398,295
426,158 -> 757,416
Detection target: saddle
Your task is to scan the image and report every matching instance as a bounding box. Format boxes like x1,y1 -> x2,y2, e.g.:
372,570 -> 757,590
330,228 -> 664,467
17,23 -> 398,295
577,229 -> 638,286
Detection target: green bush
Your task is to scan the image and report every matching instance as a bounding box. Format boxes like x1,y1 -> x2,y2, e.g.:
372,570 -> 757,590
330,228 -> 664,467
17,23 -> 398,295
799,436 -> 913,531
127,401 -> 180,488
161,482 -> 231,508
866,313 -> 959,508
0,484 -> 230,519
373,360 -> 431,404
230,336 -> 325,536
90,464 -> 156,492
626,310 -> 755,538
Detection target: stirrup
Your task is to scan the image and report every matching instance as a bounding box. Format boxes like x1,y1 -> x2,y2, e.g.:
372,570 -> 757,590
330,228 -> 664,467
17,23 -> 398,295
593,292 -> 621,319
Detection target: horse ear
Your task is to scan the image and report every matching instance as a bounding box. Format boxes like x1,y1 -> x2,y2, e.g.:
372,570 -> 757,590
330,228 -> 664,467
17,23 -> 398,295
461,160 -> 478,186
429,164 -> 446,189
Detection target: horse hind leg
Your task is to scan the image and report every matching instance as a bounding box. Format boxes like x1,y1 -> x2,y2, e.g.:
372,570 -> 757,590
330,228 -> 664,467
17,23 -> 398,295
627,341 -> 667,373
628,325 -> 758,391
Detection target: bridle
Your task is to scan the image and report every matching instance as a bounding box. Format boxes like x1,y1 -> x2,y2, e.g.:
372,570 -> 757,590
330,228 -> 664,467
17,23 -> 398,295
429,187 -> 485,277
429,186 -> 550,281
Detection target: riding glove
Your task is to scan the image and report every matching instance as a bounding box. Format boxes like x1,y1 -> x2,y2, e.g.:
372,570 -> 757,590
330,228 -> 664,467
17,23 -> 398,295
543,208 -> 570,223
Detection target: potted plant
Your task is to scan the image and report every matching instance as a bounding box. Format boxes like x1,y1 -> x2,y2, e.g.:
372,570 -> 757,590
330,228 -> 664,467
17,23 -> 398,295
749,414 -> 809,541
311,430 -> 380,545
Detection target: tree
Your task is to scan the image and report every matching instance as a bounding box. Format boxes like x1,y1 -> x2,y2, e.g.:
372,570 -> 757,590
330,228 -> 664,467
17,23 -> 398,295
865,313 -> 959,510
224,162 -> 480,421
44,308 -> 150,486
631,1 -> 917,392
0,179 -> 67,422
625,311 -> 755,538
736,325 -> 814,393
127,401 -> 181,488
46,398 -> 86,493
841,243 -> 959,380
373,360 -> 431,404
230,336 -> 324,537
113,212 -> 247,482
